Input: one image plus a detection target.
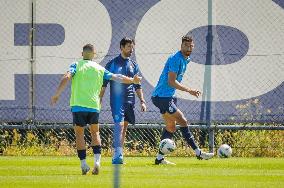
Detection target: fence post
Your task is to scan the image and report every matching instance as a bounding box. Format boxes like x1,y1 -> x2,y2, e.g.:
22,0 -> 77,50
207,0 -> 214,153
28,0 -> 35,123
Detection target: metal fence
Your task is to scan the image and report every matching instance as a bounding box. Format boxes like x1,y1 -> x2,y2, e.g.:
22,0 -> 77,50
0,0 -> 284,156
1,124 -> 284,157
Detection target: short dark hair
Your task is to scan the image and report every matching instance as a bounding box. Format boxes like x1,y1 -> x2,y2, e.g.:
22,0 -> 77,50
120,37 -> 135,48
182,36 -> 193,43
83,44 -> 94,52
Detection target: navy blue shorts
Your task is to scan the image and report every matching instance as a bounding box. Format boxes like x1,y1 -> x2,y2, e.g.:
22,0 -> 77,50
151,96 -> 178,114
72,112 -> 99,127
111,103 -> 135,124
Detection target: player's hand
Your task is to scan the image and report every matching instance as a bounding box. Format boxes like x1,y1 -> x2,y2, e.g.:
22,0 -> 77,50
188,89 -> 201,98
141,102 -> 147,112
133,74 -> 142,84
50,95 -> 59,106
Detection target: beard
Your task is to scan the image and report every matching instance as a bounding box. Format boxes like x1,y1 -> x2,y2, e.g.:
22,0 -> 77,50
125,52 -> 132,57
184,51 -> 192,57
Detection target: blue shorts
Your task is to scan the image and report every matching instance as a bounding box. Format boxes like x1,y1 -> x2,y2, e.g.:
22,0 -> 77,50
72,112 -> 99,127
111,103 -> 135,124
151,96 -> 178,114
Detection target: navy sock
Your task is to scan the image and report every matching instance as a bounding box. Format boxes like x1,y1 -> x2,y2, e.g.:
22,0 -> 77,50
159,128 -> 174,155
180,126 -> 198,150
92,145 -> 101,154
77,149 -> 86,160
160,128 -> 174,140
113,122 -> 122,148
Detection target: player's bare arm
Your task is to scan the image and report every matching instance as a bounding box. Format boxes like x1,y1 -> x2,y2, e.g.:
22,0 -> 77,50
111,74 -> 142,84
50,72 -> 72,105
136,89 -> 147,112
168,72 -> 201,98
99,87 -> 106,104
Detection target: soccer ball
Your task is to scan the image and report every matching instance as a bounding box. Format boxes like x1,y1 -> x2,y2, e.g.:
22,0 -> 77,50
159,138 -> 176,154
217,144 -> 232,158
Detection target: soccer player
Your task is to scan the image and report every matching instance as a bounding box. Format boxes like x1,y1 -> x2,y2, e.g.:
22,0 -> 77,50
99,37 -> 147,164
50,44 -> 141,174
151,36 -> 214,165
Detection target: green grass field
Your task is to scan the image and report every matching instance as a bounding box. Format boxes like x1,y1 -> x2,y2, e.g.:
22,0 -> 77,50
0,156 -> 283,188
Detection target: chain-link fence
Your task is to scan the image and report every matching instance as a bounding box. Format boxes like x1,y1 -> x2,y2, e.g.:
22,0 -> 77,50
1,124 -> 284,157
0,0 -> 284,156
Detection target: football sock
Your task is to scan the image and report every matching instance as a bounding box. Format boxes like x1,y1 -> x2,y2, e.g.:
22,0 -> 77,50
80,159 -> 87,168
114,147 -> 123,159
95,154 -> 101,164
92,145 -> 101,164
156,154 -> 164,160
77,149 -> 87,167
180,126 -> 198,150
156,128 -> 174,159
80,159 -> 87,167
113,122 -> 122,148
161,128 -> 174,140
113,122 -> 123,159
195,148 -> 201,156
77,149 -> 86,160
118,147 -> 123,155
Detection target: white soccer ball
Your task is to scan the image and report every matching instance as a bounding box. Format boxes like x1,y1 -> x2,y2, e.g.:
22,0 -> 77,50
159,138 -> 176,154
217,144 -> 232,158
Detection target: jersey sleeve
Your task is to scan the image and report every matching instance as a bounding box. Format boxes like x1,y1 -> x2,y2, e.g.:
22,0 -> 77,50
69,62 -> 77,77
168,56 -> 180,74
103,69 -> 113,80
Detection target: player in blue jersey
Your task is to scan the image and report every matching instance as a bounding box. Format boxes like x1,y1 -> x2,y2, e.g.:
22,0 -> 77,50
152,36 -> 214,165
51,44 -> 141,174
100,37 -> 147,164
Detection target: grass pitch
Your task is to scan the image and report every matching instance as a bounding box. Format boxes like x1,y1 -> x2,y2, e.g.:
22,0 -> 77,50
0,156 -> 283,188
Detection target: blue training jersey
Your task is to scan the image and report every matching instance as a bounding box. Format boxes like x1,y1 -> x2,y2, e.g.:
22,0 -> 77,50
152,51 -> 191,97
102,54 -> 141,105
69,60 -> 113,112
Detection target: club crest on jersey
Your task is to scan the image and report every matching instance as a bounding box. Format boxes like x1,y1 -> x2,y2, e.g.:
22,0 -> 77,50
117,67 -> 123,73
114,115 -> 120,121
129,64 -> 134,73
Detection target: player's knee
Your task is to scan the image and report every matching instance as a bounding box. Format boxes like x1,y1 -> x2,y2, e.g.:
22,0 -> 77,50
92,131 -> 100,137
75,133 -> 85,140
123,124 -> 128,130
178,118 -> 188,126
166,126 -> 176,133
